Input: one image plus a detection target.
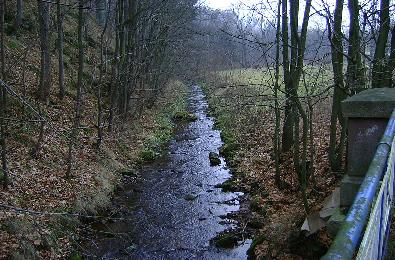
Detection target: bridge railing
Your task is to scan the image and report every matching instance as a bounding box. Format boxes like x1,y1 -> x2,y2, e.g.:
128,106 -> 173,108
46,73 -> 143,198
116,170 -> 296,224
322,109 -> 395,260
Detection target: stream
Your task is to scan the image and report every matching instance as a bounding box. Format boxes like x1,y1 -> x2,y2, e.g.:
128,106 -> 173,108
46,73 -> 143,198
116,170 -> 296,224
82,85 -> 251,259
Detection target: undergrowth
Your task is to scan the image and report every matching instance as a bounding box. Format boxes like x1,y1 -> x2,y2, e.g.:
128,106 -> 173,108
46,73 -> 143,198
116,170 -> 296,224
138,83 -> 193,163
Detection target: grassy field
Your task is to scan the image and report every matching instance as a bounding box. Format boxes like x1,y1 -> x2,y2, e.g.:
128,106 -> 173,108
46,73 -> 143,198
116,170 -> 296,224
202,67 -> 339,259
217,65 -> 333,94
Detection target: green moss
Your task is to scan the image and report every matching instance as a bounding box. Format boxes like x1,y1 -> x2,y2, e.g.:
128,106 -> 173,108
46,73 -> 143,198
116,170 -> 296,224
213,232 -> 239,248
220,131 -> 236,144
138,148 -> 158,162
137,82 -> 189,164
119,169 -> 138,177
250,195 -> 267,215
247,218 -> 264,229
172,111 -> 198,122
82,126 -> 95,136
209,152 -> 221,166
69,252 -> 83,260
116,140 -> 129,157
247,233 -> 267,259
215,179 -> 238,192
185,194 -> 198,201
219,143 -> 238,159
8,38 -> 21,51
250,196 -> 260,212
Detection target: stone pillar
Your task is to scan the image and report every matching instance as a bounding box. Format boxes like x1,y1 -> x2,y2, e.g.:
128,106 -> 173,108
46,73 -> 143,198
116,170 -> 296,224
340,88 -> 395,207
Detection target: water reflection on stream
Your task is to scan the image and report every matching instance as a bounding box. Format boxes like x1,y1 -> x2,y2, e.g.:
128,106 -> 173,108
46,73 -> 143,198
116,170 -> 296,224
83,85 -> 251,259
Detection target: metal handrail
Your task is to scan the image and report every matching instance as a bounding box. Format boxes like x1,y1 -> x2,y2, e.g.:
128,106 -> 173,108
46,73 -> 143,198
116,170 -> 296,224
322,109 -> 395,260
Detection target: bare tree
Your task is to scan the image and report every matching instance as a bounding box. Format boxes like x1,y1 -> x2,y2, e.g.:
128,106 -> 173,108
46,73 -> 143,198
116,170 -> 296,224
371,0 -> 390,88
281,0 -> 293,153
346,0 -> 366,93
281,0 -> 313,212
57,0 -> 65,99
0,0 -> 7,189
15,0 -> 24,31
327,0 -> 347,172
274,0 -> 282,188
66,0 -> 85,178
108,0 -> 121,133
95,0 -> 112,150
37,0 -> 52,102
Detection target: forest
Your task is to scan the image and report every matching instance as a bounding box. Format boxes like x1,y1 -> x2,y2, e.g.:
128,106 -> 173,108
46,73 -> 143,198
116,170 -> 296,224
0,0 -> 394,259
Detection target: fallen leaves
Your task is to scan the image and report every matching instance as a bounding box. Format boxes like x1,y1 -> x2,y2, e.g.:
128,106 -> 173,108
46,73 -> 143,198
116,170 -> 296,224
204,73 -> 341,259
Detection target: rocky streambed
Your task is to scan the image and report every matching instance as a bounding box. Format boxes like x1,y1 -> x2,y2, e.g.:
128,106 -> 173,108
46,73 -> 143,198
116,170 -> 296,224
81,85 -> 251,259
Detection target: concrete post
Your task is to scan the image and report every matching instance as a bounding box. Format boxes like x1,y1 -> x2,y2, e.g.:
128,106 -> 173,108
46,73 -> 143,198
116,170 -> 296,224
340,88 -> 395,207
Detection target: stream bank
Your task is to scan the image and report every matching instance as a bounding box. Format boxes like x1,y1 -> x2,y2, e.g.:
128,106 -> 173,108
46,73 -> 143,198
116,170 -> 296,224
80,85 -> 251,259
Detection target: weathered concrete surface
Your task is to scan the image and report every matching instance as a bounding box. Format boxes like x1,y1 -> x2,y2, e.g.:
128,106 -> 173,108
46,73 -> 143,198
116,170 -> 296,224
326,208 -> 346,237
346,118 -> 387,177
342,88 -> 395,118
340,88 -> 395,207
340,175 -> 363,206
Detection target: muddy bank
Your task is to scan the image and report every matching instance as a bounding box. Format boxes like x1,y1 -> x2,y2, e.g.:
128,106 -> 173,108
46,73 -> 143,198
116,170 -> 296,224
80,85 -> 251,259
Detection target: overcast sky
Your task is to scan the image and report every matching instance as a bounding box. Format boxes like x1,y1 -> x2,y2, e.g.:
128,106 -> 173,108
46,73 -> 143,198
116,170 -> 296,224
203,0 -> 244,10
202,0 -> 347,27
203,0 -> 338,10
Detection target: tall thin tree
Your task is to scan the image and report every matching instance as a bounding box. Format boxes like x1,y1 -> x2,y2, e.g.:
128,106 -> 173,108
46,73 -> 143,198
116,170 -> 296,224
66,0 -> 84,178
346,0 -> 366,93
37,0 -> 52,102
372,0 -> 390,88
328,0 -> 347,172
57,0 -> 65,99
0,0 -> 7,188
15,0 -> 24,31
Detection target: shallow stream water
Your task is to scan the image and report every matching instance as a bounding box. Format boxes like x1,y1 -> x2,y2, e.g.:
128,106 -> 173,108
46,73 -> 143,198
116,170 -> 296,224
83,85 -> 251,259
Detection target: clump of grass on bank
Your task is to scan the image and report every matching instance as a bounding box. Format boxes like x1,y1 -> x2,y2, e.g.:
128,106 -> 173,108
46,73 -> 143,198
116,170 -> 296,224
201,82 -> 242,165
138,81 -> 191,163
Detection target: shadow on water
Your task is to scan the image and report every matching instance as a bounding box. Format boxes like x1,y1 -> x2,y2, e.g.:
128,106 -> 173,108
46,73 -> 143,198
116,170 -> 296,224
82,85 -> 251,259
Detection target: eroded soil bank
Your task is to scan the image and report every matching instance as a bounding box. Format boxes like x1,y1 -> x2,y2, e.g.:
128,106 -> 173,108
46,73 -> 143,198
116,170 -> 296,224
80,85 -> 251,259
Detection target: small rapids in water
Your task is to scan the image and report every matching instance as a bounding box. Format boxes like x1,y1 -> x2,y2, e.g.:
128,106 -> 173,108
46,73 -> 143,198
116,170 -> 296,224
81,85 -> 251,259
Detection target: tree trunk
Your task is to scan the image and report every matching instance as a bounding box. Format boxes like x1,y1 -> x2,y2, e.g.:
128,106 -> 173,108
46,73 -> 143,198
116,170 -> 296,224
96,0 -> 111,150
66,0 -> 84,178
108,1 -> 121,133
385,25 -> 395,87
15,0 -> 23,31
283,0 -> 312,213
0,0 -> 7,189
37,0 -> 52,103
274,0 -> 282,188
281,0 -> 293,153
346,0 -> 366,94
372,0 -> 390,88
57,0 -> 65,99
328,0 -> 347,172
117,0 -> 127,116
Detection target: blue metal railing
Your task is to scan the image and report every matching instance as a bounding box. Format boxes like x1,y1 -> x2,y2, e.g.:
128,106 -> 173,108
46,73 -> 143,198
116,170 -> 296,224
322,109 -> 395,260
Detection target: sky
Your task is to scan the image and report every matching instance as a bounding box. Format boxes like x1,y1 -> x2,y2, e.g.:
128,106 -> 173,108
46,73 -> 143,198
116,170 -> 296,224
203,0 -> 242,10
203,0 -> 347,28
204,0 -> 338,10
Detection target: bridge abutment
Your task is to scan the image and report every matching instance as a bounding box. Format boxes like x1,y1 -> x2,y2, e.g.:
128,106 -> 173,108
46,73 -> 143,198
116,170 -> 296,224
340,88 -> 395,206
